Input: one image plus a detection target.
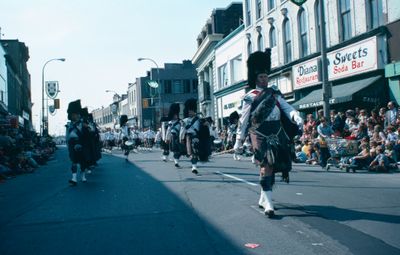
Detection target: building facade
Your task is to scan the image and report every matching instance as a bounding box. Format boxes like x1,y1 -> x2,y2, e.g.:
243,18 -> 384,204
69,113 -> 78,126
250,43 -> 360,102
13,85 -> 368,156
0,39 -> 32,130
240,0 -> 399,114
0,44 -> 7,116
192,2 -> 243,120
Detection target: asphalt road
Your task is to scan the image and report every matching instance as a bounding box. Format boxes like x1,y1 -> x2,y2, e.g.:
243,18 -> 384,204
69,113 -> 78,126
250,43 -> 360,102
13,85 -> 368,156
0,146 -> 399,255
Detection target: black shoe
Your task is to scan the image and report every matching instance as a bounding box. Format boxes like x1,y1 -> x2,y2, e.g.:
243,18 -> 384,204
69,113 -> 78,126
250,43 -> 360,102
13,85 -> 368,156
175,163 -> 181,168
192,169 -> 198,175
69,179 -> 77,186
265,210 -> 275,218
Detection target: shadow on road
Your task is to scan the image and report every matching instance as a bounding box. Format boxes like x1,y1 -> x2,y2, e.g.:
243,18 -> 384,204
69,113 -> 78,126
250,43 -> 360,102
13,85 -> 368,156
0,148 -> 247,255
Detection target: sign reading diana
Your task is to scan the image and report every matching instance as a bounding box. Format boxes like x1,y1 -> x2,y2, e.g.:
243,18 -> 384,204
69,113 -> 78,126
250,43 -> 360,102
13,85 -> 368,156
293,58 -> 319,90
327,37 -> 378,80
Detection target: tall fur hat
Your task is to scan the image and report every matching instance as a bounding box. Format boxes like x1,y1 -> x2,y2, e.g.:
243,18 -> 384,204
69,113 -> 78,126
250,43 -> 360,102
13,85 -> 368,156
67,100 -> 82,120
81,107 -> 89,118
184,98 -> 197,117
247,49 -> 271,89
168,103 -> 180,120
229,111 -> 239,124
120,115 -> 128,125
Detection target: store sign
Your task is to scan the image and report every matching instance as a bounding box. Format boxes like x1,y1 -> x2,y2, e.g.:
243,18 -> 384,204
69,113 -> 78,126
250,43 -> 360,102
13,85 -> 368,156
290,0 -> 307,6
293,58 -> 319,90
298,98 -> 336,110
221,90 -> 245,117
327,37 -> 378,80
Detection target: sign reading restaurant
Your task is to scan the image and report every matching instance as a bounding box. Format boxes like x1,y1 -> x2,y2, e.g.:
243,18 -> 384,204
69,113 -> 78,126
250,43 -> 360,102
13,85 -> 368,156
293,58 -> 319,89
327,36 -> 378,80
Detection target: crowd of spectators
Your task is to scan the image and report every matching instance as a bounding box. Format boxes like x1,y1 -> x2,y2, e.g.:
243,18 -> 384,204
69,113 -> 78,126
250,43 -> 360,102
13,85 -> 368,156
0,126 -> 57,182
295,101 -> 400,172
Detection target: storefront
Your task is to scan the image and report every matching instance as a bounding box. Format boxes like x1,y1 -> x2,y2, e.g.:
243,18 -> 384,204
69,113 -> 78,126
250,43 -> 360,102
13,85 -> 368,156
292,34 -> 388,114
214,82 -> 246,128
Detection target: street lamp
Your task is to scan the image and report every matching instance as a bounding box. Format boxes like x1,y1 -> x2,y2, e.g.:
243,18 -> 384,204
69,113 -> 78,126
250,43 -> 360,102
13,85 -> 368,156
137,57 -> 162,127
41,58 -> 65,136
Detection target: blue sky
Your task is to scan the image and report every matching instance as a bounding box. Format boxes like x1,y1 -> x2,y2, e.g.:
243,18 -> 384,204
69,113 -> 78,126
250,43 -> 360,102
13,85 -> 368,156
1,0 -> 238,135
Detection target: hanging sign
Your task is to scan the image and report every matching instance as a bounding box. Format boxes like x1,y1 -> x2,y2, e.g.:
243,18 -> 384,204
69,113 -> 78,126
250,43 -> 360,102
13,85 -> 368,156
290,0 -> 307,6
46,81 -> 59,99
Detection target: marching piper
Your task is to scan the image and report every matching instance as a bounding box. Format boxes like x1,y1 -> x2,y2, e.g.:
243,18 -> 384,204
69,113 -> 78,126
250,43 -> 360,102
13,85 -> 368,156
119,115 -> 132,161
234,50 -> 303,217
166,103 -> 183,168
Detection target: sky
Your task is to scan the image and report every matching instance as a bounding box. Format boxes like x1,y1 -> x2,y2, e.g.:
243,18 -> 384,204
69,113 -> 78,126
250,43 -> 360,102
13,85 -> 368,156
1,0 -> 238,135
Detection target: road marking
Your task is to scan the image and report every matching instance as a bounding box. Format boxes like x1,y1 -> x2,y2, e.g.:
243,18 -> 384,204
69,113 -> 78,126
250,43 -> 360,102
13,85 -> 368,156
296,193 -> 303,196
215,171 -> 258,186
311,243 -> 324,246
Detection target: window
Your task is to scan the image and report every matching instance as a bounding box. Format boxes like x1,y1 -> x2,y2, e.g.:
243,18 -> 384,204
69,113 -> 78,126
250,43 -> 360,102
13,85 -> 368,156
164,80 -> 172,94
257,34 -> 264,51
245,0 -> 252,26
192,79 -> 198,93
247,40 -> 252,56
268,0 -> 275,11
231,55 -> 243,83
172,80 -> 183,93
339,0 -> 352,41
183,80 -> 191,93
218,64 -> 228,88
315,0 -> 321,51
298,8 -> 308,57
283,19 -> 292,63
256,0 -> 262,20
269,27 -> 276,48
367,0 -> 379,30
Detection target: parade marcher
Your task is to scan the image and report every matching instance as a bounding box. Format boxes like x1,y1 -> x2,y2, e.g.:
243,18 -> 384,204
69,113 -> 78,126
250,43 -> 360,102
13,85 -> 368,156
88,113 -> 102,168
80,107 -> 95,173
66,100 -> 89,185
119,115 -> 131,161
234,50 -> 303,217
166,103 -> 183,168
160,117 -> 170,162
228,111 -> 240,160
180,98 -> 202,174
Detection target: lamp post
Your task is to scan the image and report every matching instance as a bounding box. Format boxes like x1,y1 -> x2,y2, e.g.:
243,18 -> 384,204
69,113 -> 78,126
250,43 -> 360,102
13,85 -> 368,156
41,58 -> 65,136
138,57 -> 162,127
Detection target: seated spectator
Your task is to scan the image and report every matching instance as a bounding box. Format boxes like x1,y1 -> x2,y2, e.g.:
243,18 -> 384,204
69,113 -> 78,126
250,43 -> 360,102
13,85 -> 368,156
386,126 -> 398,144
368,109 -> 379,126
369,146 -> 389,172
295,145 -> 307,163
349,144 -> 371,169
371,125 -> 386,145
358,109 -> 368,124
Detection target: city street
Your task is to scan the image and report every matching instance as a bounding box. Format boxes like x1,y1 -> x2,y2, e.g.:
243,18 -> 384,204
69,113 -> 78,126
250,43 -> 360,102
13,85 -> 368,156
0,147 -> 399,255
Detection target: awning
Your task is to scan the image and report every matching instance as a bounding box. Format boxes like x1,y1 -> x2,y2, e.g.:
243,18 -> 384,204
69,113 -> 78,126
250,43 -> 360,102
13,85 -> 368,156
292,75 -> 382,110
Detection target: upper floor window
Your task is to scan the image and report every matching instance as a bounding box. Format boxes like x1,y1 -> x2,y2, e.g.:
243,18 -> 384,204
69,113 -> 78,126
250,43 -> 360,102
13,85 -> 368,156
247,40 -> 253,56
164,80 -> 172,94
256,0 -> 262,20
218,64 -> 228,88
192,79 -> 198,93
257,34 -> 264,51
231,55 -> 243,84
245,0 -> 252,26
339,0 -> 352,41
172,80 -> 183,94
298,8 -> 309,58
367,0 -> 379,30
269,26 -> 277,48
267,0 -> 275,11
183,80 -> 191,93
283,19 -> 292,63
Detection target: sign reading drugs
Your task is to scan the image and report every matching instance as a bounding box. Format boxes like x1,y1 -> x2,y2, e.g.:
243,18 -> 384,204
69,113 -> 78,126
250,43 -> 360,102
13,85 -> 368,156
293,58 -> 319,89
327,37 -> 378,80
45,81 -> 59,99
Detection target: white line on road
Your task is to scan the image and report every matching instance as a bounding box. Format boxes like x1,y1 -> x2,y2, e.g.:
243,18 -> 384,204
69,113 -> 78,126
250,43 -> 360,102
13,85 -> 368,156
215,171 -> 258,186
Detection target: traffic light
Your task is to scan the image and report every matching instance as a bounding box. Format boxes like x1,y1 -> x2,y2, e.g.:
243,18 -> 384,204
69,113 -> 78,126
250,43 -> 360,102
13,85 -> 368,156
54,99 -> 60,109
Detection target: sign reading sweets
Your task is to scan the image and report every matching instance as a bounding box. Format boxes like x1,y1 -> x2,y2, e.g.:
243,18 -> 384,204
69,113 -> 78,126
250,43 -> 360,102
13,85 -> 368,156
327,36 -> 378,80
293,58 -> 319,90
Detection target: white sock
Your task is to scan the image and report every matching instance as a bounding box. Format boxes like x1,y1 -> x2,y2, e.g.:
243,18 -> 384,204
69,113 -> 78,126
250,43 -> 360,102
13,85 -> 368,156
81,171 -> 87,181
174,159 -> 179,164
72,173 -> 77,182
192,164 -> 197,170
162,155 -> 167,160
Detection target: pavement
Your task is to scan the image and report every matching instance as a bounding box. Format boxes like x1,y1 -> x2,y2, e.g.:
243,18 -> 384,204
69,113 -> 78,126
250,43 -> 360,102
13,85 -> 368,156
0,146 -> 399,255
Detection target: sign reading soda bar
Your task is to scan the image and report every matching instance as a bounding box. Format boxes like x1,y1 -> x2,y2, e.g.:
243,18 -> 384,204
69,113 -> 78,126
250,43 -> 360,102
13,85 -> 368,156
327,36 -> 377,80
293,58 -> 319,89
